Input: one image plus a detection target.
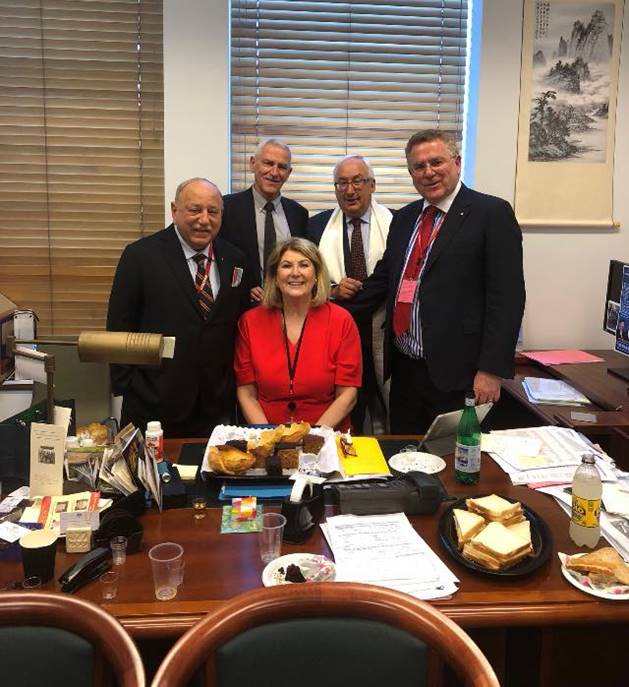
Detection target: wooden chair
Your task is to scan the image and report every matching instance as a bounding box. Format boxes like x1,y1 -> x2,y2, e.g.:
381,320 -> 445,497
0,591 -> 145,687
152,583 -> 499,687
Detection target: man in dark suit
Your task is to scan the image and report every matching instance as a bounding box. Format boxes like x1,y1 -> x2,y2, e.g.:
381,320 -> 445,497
107,177 -> 250,437
220,138 -> 308,303
307,154 -> 392,433
340,130 -> 525,433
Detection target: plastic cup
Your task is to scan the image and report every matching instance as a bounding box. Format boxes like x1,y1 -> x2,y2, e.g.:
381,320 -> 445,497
258,513 -> 286,563
167,559 -> 185,588
110,536 -> 128,565
100,571 -> 119,600
192,496 -> 207,520
19,529 -> 58,583
148,542 -> 183,601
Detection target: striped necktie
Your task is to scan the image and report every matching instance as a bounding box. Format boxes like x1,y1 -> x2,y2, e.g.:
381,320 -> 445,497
193,251 -> 214,317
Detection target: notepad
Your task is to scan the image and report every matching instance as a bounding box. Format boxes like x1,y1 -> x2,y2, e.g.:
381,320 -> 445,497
337,437 -> 391,477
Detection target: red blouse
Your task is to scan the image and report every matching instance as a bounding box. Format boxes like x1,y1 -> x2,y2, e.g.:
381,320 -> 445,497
234,302 -> 362,430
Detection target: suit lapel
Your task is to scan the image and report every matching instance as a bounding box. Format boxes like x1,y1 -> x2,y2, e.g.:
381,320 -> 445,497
158,225 -> 201,317
243,188 -> 262,279
423,185 -> 473,274
281,198 -> 298,236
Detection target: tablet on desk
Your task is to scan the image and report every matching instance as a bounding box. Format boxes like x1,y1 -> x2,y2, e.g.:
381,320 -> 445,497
419,403 -> 493,457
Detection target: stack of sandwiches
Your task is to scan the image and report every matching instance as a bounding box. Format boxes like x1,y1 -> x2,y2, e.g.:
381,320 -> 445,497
452,494 -> 534,571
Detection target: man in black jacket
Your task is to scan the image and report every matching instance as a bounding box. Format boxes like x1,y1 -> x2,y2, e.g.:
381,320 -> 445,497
340,130 -> 525,433
220,138 -> 308,303
107,178 -> 250,437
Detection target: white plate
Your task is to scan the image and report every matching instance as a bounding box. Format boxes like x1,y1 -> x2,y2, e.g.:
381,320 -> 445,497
262,553 -> 336,587
389,451 -> 446,475
559,553 -> 629,601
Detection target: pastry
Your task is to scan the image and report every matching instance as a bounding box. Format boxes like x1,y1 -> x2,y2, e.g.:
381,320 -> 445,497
302,433 -> 325,455
208,445 -> 256,475
277,448 -> 300,470
279,422 -> 310,443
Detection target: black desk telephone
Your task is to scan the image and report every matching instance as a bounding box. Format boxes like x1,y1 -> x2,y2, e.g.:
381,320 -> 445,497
58,547 -> 112,593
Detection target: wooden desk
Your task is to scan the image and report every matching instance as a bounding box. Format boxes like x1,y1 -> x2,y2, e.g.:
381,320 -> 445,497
2,438 -> 628,684
501,350 -> 629,466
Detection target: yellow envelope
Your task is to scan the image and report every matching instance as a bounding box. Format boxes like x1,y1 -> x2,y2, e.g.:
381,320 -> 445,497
337,436 -> 391,477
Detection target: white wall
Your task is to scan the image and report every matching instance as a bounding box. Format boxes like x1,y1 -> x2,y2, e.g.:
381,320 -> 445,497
477,0 -> 629,349
163,0 -> 230,218
164,0 -> 629,350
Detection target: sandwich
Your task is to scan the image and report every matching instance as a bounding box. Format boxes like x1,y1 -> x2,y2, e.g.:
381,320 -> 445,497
565,547 -> 629,585
466,494 -> 525,526
463,521 -> 533,570
507,520 -> 532,547
453,508 -> 486,549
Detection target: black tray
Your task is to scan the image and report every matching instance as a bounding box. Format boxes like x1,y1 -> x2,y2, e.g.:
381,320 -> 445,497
438,495 -> 553,578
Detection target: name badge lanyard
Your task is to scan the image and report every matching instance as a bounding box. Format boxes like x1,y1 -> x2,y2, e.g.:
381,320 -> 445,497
195,249 -> 213,294
397,211 -> 446,301
282,310 -> 308,423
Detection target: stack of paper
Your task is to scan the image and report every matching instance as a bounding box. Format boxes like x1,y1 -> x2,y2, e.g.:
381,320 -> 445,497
483,426 -> 617,486
522,377 -> 590,406
321,513 -> 458,600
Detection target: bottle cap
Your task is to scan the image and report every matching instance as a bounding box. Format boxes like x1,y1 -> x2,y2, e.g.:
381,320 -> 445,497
464,391 -> 476,404
146,421 -> 162,433
582,453 -> 596,464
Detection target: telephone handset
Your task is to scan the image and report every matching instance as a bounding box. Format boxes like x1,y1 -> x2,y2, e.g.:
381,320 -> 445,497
58,546 -> 112,593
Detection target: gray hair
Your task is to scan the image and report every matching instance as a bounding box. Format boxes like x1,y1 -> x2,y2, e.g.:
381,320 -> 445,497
174,177 -> 221,201
254,138 -> 292,165
405,129 -> 460,160
333,154 -> 375,181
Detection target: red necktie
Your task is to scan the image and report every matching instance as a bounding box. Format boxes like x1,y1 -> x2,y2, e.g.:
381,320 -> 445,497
349,217 -> 368,281
392,205 -> 437,337
193,250 -> 214,317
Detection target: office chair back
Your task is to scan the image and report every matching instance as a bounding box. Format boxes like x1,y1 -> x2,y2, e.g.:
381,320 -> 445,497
0,591 -> 145,687
152,582 -> 499,687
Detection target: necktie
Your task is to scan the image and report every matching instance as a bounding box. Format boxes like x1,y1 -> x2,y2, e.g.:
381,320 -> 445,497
349,217 -> 368,281
392,204 -> 437,337
193,251 -> 214,317
263,201 -> 276,275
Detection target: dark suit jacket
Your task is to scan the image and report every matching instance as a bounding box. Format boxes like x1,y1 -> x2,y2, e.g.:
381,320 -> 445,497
221,187 -> 309,286
106,225 -> 250,430
346,184 -> 525,392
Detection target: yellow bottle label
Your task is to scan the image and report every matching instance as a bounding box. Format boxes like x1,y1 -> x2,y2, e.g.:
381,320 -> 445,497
571,494 -> 600,528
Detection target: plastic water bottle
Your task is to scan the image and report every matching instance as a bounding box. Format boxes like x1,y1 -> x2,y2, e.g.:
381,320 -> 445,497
569,454 -> 601,548
454,392 -> 481,485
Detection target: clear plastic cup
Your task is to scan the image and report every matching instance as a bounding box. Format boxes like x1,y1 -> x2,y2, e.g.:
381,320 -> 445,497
100,571 -> 119,600
110,535 -> 128,565
148,542 -> 183,601
258,513 -> 286,563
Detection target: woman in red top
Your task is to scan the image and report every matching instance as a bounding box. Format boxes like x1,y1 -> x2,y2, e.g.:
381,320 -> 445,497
234,237 -> 362,430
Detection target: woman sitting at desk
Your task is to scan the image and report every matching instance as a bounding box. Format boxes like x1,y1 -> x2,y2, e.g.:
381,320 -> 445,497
234,237 -> 361,430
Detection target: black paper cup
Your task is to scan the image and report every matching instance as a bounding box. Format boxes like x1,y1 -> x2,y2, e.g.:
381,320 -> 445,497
19,529 -> 58,583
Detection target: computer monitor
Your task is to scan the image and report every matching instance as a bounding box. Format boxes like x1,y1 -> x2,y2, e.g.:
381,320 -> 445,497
603,259 -> 629,382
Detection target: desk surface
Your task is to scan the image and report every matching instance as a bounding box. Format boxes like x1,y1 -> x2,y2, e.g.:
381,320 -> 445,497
2,437 -> 628,640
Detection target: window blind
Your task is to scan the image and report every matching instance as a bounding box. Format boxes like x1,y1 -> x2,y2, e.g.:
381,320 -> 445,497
0,0 -> 164,336
231,0 -> 468,212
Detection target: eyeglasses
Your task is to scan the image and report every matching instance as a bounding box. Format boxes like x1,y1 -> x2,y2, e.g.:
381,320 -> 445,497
334,177 -> 370,191
408,157 -> 455,175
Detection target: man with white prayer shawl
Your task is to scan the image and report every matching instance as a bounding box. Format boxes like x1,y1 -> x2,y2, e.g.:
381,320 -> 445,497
307,155 -> 392,433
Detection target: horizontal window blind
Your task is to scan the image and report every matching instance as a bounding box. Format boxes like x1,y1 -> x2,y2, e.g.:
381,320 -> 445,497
231,0 -> 468,212
0,0 -> 164,336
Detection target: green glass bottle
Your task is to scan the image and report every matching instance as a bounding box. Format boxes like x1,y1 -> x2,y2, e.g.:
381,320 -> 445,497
454,392 -> 481,484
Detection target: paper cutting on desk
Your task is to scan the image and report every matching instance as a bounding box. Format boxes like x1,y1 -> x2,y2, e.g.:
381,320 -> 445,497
521,350 -> 604,365
321,513 -> 458,600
